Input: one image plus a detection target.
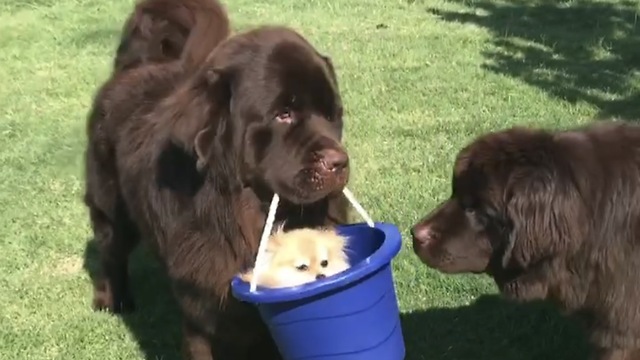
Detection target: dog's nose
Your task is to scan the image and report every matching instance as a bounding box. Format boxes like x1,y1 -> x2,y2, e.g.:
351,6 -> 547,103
411,224 -> 435,247
319,149 -> 349,172
316,274 -> 326,280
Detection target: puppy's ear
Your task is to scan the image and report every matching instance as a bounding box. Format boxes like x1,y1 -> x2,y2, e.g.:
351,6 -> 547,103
240,270 -> 254,282
503,169 -> 583,269
273,221 -> 287,234
267,231 -> 285,252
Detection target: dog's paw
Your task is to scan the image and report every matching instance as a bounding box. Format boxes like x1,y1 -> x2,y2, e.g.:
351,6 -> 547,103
591,347 -> 640,360
92,282 -> 135,314
93,296 -> 136,314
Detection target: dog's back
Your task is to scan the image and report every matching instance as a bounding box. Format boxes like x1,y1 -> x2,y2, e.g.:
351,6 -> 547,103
83,0 -> 232,310
113,0 -> 230,72
86,0 -> 231,159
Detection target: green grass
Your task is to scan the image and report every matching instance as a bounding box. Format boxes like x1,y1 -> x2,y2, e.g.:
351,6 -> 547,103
1,0 -> 639,359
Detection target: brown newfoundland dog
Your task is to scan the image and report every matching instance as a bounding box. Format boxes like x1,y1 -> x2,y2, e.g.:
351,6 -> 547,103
411,121 -> 640,360
84,13 -> 349,360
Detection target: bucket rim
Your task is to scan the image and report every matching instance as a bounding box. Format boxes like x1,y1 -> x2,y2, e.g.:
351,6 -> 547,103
230,222 -> 402,304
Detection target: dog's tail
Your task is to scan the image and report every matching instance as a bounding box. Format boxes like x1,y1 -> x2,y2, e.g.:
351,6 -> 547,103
116,0 -> 231,71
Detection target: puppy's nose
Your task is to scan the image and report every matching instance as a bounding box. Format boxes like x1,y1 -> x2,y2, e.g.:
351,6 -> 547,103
411,224 -> 435,247
318,149 -> 349,172
316,274 -> 326,280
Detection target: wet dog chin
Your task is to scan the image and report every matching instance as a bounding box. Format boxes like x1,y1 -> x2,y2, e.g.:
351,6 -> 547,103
283,170 -> 348,204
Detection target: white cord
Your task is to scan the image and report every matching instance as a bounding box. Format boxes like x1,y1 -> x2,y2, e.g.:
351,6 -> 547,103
250,193 -> 280,292
248,187 -> 374,292
342,187 -> 375,228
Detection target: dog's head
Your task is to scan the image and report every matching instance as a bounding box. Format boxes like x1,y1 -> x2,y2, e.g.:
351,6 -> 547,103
241,226 -> 350,288
268,226 -> 349,285
172,26 -> 348,205
411,127 -> 585,276
114,12 -> 189,72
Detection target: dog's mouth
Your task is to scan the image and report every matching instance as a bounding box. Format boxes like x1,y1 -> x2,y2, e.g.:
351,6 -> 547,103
252,143 -> 350,205
274,149 -> 349,204
412,243 -> 454,272
250,167 -> 349,206
413,240 -> 493,275
288,164 -> 349,204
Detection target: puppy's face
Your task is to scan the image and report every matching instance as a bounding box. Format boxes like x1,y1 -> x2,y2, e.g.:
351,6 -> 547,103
227,28 -> 349,205
411,128 -> 582,276
254,227 -> 350,288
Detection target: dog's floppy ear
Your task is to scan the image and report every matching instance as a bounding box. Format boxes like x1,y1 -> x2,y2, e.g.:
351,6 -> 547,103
194,126 -> 214,171
191,67 -> 233,166
502,167 -> 583,269
266,223 -> 287,251
166,63 -> 234,173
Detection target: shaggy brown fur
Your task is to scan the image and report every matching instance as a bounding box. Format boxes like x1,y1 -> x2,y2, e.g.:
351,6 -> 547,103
83,20 -> 349,360
411,121 -> 640,360
113,0 -> 230,72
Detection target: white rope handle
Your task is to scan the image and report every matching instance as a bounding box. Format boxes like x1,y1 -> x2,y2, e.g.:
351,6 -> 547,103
250,193 -> 280,292
342,187 -> 374,228
249,187 -> 374,292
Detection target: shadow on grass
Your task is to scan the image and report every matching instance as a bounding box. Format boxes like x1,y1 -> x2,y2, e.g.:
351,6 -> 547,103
83,237 -> 590,359
401,294 -> 591,360
83,239 -> 182,360
426,0 -> 640,120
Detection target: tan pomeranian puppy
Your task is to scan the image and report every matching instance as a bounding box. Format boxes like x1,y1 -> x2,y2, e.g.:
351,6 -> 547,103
241,225 -> 351,288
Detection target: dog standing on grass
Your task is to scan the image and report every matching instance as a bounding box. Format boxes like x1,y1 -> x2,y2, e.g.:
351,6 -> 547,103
83,0 -> 350,359
411,121 -> 640,360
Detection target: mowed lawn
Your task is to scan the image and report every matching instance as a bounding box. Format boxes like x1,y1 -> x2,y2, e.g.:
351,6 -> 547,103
1,0 -> 639,359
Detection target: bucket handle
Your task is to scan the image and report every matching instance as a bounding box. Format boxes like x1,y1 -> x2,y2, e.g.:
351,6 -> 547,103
249,187 -> 375,292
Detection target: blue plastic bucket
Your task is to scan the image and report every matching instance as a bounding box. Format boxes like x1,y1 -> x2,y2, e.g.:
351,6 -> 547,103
231,222 -> 405,360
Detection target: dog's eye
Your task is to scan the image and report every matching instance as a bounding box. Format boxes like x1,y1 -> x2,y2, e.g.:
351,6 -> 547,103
275,108 -> 293,124
320,260 -> 328,267
296,264 -> 309,271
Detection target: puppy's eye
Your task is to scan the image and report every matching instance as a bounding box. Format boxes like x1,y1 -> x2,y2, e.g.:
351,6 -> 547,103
296,264 -> 309,271
275,108 -> 293,124
320,260 -> 328,268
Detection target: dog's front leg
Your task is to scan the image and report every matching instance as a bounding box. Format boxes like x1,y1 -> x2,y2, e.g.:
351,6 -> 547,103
592,348 -> 640,360
182,321 -> 213,360
499,267 -> 549,302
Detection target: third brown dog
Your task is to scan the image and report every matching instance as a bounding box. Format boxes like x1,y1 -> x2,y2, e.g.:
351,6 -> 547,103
411,121 -> 640,360
84,3 -> 349,357
113,0 -> 230,72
